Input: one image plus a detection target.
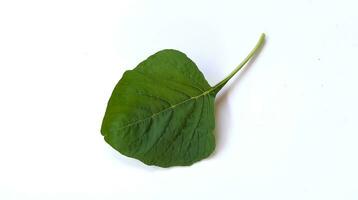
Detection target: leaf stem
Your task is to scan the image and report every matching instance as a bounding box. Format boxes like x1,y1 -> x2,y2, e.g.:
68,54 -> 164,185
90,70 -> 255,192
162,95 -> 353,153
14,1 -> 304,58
211,33 -> 265,94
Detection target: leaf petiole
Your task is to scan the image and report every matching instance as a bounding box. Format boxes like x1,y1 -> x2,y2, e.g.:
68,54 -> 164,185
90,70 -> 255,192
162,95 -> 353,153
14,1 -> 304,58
211,33 -> 265,94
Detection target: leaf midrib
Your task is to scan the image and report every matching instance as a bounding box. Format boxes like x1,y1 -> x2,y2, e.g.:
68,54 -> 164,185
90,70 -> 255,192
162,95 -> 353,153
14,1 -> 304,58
116,87 -> 215,131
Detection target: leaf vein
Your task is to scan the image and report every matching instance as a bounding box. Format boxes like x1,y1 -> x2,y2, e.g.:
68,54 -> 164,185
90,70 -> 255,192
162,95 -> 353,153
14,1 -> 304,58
117,89 -> 213,131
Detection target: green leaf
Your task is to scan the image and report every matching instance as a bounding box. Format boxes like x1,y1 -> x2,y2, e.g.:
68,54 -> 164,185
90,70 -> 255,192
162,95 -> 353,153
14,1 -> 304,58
101,34 -> 265,167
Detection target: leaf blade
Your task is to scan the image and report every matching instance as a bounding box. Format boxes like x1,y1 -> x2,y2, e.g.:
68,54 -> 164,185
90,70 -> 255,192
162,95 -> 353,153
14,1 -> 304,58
101,49 -> 216,167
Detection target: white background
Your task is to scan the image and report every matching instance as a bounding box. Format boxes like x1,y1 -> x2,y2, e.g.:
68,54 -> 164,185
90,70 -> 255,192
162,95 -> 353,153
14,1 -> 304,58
0,0 -> 357,199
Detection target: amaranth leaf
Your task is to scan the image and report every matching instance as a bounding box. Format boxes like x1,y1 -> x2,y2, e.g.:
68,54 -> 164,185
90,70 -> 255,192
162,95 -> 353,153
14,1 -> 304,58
101,34 -> 265,167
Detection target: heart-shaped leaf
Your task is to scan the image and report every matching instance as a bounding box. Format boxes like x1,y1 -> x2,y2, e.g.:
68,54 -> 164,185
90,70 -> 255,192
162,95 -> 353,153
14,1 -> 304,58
101,34 -> 265,167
